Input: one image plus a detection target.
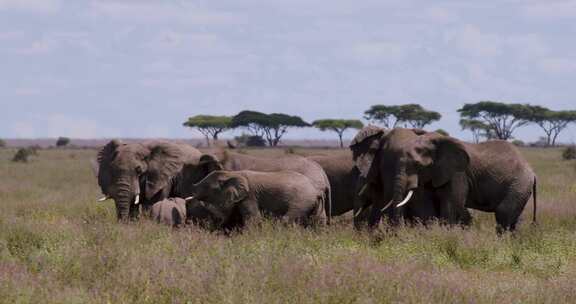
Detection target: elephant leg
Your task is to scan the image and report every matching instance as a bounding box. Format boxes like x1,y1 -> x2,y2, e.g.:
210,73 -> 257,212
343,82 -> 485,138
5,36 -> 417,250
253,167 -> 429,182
405,190 -> 437,226
129,203 -> 140,220
494,189 -> 531,234
141,203 -> 152,218
238,200 -> 262,227
435,175 -> 470,226
367,203 -> 383,229
353,195 -> 371,230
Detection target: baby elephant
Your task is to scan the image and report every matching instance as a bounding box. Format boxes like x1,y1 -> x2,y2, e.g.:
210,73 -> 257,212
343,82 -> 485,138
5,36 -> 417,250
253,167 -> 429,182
150,198 -> 187,227
182,170 -> 326,230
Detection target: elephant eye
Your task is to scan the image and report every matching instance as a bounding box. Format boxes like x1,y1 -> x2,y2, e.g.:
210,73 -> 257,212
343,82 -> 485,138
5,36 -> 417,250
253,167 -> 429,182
135,166 -> 143,175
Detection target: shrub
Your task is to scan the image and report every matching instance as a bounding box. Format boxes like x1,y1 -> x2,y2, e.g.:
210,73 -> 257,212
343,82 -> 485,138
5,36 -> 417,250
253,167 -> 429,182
56,137 -> 70,147
512,140 -> 525,147
0,139 -> 6,148
234,134 -> 266,147
562,145 -> 576,160
12,148 -> 34,163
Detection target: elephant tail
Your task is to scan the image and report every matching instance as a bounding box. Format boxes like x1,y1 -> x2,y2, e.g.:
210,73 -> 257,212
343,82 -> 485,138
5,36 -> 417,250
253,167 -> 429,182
532,176 -> 537,224
325,185 -> 332,225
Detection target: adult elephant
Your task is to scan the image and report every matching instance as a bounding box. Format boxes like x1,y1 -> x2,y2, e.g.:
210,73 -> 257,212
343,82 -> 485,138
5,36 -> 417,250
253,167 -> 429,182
350,126 -> 537,233
97,140 -> 202,221
306,154 -> 372,227
175,150 -> 332,224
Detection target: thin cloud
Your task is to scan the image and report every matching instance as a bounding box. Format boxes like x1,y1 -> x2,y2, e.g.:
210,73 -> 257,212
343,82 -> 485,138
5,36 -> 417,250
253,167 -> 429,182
0,0 -> 61,13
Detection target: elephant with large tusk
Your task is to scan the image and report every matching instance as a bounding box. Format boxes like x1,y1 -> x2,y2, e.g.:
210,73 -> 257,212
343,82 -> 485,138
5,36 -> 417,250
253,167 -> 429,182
350,126 -> 537,233
96,140 -> 202,222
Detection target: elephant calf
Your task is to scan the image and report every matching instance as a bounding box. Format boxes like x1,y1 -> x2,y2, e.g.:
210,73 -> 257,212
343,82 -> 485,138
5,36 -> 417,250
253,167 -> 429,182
181,170 -> 327,230
150,198 -> 187,227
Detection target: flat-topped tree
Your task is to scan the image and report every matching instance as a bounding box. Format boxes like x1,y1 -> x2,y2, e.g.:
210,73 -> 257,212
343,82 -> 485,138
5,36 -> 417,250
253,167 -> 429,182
313,119 -> 364,148
364,105 -> 402,128
183,115 -> 233,147
365,104 -> 441,129
458,101 -> 532,140
396,104 -> 441,128
527,105 -> 576,146
232,111 -> 309,146
459,119 -> 491,143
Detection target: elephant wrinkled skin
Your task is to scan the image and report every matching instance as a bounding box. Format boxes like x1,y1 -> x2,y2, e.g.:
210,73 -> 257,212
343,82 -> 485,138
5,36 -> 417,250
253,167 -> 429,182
175,150 -> 332,224
350,126 -> 537,233
150,198 -> 187,227
97,140 -> 202,221
307,154 -> 374,227
182,170 -> 326,230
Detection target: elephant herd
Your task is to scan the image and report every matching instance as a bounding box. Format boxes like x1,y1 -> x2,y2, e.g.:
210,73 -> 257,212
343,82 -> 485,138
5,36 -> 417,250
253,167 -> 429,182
96,126 -> 537,234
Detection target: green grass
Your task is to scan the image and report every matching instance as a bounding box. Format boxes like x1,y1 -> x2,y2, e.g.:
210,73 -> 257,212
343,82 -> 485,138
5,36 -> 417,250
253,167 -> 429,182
0,147 -> 575,303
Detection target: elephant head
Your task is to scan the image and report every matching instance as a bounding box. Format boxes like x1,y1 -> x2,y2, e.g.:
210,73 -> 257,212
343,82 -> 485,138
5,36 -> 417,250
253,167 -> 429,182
350,127 -> 448,225
183,171 -> 249,225
174,154 -> 224,197
399,132 -> 470,199
97,140 -> 200,221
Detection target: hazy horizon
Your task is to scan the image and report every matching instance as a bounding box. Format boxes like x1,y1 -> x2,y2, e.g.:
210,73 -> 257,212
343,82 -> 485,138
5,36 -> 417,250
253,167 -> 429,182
1,1 -> 575,143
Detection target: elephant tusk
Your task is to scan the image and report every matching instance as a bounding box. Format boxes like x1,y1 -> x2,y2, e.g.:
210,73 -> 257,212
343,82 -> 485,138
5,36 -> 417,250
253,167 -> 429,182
354,206 -> 364,217
357,184 -> 368,197
380,200 -> 394,212
134,194 -> 140,205
97,196 -> 110,202
184,196 -> 195,201
395,190 -> 414,208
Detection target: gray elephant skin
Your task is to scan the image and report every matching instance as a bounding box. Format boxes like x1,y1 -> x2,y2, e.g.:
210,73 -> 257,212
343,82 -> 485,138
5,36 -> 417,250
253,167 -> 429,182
181,170 -> 326,230
176,150 -> 332,224
350,126 -> 537,233
97,140 -> 202,221
150,198 -> 187,227
306,154 -> 374,226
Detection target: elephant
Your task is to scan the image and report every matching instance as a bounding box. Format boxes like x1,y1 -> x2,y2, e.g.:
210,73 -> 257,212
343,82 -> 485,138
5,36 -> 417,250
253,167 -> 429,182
150,197 -> 188,227
306,154 -> 373,226
96,140 -> 202,221
175,150 -> 332,224
350,126 -> 537,233
180,170 -> 326,230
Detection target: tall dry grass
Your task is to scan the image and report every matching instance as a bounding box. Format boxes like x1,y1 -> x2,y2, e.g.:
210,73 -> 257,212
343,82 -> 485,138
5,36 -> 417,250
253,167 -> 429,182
0,147 -> 575,303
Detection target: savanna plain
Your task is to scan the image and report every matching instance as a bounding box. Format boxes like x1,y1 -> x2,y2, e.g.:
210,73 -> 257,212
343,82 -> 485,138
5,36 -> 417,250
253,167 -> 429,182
0,147 -> 575,303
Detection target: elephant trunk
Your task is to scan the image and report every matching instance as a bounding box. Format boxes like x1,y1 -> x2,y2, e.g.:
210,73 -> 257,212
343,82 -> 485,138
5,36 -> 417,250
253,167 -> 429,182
382,163 -> 411,212
113,179 -> 140,221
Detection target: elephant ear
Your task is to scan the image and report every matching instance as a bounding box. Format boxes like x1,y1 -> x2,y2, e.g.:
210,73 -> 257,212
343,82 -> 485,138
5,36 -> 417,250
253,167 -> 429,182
199,154 -> 224,175
418,134 -> 470,188
144,142 -> 188,200
349,126 -> 385,177
97,140 -> 122,195
222,176 -> 249,205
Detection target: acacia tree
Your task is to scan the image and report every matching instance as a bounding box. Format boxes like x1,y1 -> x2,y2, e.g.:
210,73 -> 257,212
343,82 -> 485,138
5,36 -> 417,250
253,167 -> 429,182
458,101 -> 532,140
183,115 -> 233,147
312,119 -> 364,148
459,119 -> 490,143
397,104 -> 442,128
528,106 -> 576,146
364,105 -> 402,128
232,111 -> 309,146
365,104 -> 441,128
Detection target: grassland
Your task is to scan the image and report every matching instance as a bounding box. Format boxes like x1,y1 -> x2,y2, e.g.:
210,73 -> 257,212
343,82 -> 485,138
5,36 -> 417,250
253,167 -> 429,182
0,147 -> 575,303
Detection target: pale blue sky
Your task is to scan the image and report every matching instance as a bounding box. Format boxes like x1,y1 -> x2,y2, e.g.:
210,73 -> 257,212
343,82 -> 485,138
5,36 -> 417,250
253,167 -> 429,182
1,0 -> 575,143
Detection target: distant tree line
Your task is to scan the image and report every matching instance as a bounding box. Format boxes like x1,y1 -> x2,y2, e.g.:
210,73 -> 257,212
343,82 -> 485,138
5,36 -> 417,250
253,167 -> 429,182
183,102 -> 576,147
